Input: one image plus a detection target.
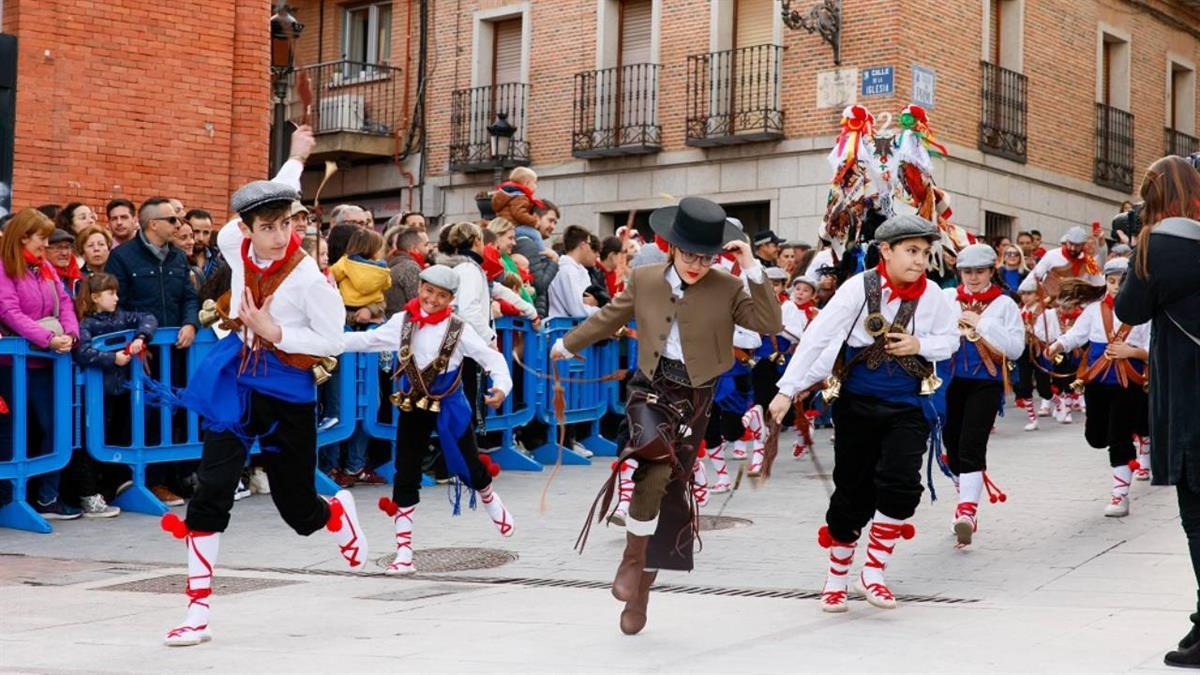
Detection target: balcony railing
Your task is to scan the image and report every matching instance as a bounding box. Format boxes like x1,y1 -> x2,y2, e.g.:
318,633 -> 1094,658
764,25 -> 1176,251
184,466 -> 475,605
572,63 -> 661,158
686,44 -> 784,147
288,60 -> 401,137
1094,103 -> 1134,192
450,83 -> 531,172
978,61 -> 1027,162
1165,127 -> 1200,157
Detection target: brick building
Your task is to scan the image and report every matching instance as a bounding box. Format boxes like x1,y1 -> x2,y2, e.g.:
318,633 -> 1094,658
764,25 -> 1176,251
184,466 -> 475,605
281,1 -> 1198,242
1,0 -> 271,221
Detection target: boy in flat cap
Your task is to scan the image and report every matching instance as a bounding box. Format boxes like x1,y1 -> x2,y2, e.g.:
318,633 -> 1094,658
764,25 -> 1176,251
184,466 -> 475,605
552,196 -> 782,636
769,214 -> 959,612
342,264 -> 514,575
160,162 -> 369,647
940,243 -> 1025,548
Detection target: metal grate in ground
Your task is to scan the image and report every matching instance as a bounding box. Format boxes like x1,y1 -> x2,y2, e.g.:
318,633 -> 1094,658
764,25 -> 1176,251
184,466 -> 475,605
375,547 -> 517,573
94,574 -> 301,595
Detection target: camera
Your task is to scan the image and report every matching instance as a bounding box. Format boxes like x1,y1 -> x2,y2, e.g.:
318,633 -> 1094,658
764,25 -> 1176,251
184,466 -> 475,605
1111,203 -> 1142,243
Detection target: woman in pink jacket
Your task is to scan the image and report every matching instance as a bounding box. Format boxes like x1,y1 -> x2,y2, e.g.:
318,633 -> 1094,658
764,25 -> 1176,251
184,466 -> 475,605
0,209 -> 81,519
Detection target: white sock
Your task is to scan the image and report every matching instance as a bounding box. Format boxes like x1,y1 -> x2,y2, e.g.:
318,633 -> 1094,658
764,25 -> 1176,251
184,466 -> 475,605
183,532 -> 218,627
709,443 -> 730,485
957,471 -> 984,507
626,515 -> 658,537
825,539 -> 856,592
391,505 -> 415,571
861,512 -> 905,588
1136,437 -> 1151,470
616,459 -> 638,512
1112,464 -> 1133,498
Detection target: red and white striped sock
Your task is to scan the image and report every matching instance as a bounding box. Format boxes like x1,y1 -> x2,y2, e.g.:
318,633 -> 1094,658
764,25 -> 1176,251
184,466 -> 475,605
1112,464 -> 1133,499
709,442 -> 731,489
858,513 -> 915,607
167,531 -> 218,641
818,526 -> 855,611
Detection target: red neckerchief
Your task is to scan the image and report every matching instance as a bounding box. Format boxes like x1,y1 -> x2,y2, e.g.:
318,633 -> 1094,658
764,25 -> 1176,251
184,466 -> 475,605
719,251 -> 741,276
407,249 -> 427,269
1104,294 -> 1115,311
876,261 -> 926,303
242,233 -> 301,276
777,292 -> 789,303
404,298 -> 452,328
497,181 -> 545,209
1059,244 -> 1100,277
955,284 -> 1003,306
22,250 -> 56,281
1058,306 -> 1082,330
605,268 -> 623,297
53,256 -> 84,286
795,300 -> 819,322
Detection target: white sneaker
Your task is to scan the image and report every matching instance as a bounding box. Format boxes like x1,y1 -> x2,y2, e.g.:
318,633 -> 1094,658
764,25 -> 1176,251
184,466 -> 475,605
608,506 -> 628,527
709,480 -> 732,494
571,442 -> 594,458
317,416 -> 339,432
1104,494 -> 1130,517
248,468 -> 271,495
164,622 -> 211,647
1062,411 -> 1073,424
80,494 -> 120,518
233,481 -> 251,501
1023,418 -> 1039,432
1134,467 -> 1150,481
1038,401 -> 1053,417
731,441 -> 748,460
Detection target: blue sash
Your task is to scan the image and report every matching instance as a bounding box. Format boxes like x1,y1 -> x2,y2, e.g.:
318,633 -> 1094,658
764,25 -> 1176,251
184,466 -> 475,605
1086,341 -> 1146,387
950,341 -> 1003,382
714,359 -> 752,414
398,368 -> 477,514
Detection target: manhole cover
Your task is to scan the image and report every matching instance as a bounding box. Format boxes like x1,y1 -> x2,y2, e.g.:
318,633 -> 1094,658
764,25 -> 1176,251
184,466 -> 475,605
376,547 -> 516,573
95,574 -> 301,595
697,515 -> 753,531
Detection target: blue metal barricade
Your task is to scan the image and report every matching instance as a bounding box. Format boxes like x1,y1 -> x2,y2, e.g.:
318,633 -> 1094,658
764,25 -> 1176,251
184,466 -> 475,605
0,340 -> 76,533
481,317 -> 543,471
529,317 -> 615,464
606,324 -> 638,416
357,350 -> 434,486
82,328 -> 347,518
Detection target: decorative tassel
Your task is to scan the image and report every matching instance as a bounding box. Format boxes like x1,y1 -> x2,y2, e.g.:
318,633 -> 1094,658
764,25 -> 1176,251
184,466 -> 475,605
982,472 -> 1008,503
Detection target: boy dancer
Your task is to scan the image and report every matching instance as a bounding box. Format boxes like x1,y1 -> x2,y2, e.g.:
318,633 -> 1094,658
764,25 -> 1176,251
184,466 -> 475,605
942,244 -> 1025,547
552,197 -> 781,635
160,180 -> 367,647
341,265 -> 514,574
768,214 -> 959,611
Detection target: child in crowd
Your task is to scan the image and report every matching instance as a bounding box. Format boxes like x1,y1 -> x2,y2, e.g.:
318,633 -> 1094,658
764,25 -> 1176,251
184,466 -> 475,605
73,272 -> 159,518
330,228 -> 391,327
491,166 -> 543,228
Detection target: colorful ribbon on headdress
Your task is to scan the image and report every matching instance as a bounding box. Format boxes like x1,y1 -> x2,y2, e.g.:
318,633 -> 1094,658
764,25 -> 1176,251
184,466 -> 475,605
899,104 -> 948,158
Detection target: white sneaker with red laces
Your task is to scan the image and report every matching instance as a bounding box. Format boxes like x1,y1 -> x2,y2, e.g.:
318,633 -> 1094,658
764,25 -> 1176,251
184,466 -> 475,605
731,440 -> 748,460
480,486 -> 514,537
1105,494 -> 1130,517
818,526 -> 855,613
853,514 -> 914,610
953,503 -> 978,548
327,490 -> 369,571
1106,464 -> 1133,517
1038,399 -> 1053,417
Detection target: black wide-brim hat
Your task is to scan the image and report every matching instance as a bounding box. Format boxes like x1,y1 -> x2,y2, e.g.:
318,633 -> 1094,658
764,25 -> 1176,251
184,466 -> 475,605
649,197 -> 742,256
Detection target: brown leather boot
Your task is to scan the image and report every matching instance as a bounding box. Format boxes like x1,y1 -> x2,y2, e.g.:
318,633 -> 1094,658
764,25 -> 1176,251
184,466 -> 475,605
619,570 -> 657,635
611,533 -> 650,602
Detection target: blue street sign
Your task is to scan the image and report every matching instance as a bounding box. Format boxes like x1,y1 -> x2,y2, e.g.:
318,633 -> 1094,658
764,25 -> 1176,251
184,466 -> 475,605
912,66 -> 936,108
860,66 -> 894,97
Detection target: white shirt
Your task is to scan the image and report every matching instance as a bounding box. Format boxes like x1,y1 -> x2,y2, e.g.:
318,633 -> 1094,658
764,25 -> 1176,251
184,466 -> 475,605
805,248 -> 837,279
1053,300 -> 1150,352
451,260 -> 494,343
1032,247 -> 1104,286
548,255 -> 601,319
781,302 -> 815,341
942,287 -> 1026,361
1030,307 -> 1066,344
217,159 -> 343,357
775,271 -> 960,397
342,311 -> 513,395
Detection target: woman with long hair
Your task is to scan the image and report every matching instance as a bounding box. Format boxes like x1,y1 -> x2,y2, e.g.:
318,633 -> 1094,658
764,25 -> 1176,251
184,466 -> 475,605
1114,155 -> 1200,668
998,244 -> 1028,296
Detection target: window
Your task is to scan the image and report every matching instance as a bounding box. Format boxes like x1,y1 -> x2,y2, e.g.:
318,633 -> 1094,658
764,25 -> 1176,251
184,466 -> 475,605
620,0 -> 653,66
492,18 -> 522,86
984,211 -> 1014,242
1166,60 -> 1198,156
1098,30 -> 1130,111
344,2 -> 392,66
985,0 -> 1022,72
734,0 -> 775,49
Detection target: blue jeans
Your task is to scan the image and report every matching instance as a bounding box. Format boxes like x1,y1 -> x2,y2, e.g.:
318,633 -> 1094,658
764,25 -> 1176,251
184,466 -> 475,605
318,429 -> 368,475
0,365 -> 62,505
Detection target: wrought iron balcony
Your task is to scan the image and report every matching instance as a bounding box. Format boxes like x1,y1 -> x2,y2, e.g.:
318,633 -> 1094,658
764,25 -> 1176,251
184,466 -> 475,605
686,44 -> 784,147
572,63 -> 661,158
449,83 -> 531,172
1165,127 -> 1200,157
287,60 -> 402,159
1094,103 -> 1134,192
978,61 -> 1027,163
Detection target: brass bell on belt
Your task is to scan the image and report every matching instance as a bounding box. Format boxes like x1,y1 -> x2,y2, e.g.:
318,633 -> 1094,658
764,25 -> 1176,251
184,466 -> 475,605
311,356 -> 339,386
415,396 -> 430,411
198,299 -> 220,327
1053,353 -> 1065,365
822,375 -> 842,402
429,398 -> 441,413
920,372 -> 943,396
1070,378 -> 1086,393
390,391 -> 413,411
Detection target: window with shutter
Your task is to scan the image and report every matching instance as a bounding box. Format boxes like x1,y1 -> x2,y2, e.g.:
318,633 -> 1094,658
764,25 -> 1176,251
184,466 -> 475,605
492,19 -> 523,85
619,0 -> 652,66
734,0 -> 774,49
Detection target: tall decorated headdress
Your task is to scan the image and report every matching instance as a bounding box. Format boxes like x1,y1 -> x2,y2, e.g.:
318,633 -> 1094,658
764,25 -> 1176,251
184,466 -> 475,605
821,105 -> 890,277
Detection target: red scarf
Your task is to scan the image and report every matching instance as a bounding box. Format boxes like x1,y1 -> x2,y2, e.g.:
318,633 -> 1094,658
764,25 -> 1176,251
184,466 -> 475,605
605,269 -> 624,297
242,233 -> 302,276
718,251 -> 741,276
407,249 -> 427,269
955,284 -> 1003,305
876,261 -> 926,303
1060,244 -> 1099,277
497,181 -> 545,209
1104,294 -> 1115,311
404,297 -> 452,328
794,300 -> 819,322
22,250 -> 56,282
1058,305 -> 1082,330
53,256 -> 84,287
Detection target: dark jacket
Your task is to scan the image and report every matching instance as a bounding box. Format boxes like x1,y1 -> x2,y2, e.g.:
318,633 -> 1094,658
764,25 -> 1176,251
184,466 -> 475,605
1115,217 -> 1200,492
514,226 -> 557,317
74,309 -> 158,395
104,233 -> 199,328
384,251 -> 423,317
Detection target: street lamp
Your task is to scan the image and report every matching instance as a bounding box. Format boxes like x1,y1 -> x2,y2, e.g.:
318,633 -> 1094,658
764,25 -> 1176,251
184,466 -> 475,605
487,112 -> 517,186
270,3 -> 304,175
781,0 -> 841,65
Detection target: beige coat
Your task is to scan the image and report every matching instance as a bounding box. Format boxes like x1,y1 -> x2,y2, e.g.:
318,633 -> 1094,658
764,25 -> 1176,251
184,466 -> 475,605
563,262 -> 782,386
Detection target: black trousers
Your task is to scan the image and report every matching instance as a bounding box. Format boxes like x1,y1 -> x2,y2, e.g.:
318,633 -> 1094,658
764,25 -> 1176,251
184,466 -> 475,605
186,391 -> 329,534
1083,383 -> 1146,467
1177,478 -> 1200,625
943,378 -> 1003,475
826,393 -> 928,543
392,406 -> 492,508
1013,347 -> 1035,399
704,372 -> 751,448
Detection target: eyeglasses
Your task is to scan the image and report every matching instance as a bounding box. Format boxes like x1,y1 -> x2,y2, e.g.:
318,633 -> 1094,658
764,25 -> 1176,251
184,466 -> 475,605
1004,251 -> 1021,257
677,250 -> 718,266
153,216 -> 181,225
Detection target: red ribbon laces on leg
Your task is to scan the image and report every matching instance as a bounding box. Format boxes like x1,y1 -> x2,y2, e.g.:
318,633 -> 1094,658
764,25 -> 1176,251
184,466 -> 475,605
983,472 -> 1007,503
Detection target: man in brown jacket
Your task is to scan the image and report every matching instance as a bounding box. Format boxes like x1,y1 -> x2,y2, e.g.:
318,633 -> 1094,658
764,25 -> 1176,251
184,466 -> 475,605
552,197 -> 782,635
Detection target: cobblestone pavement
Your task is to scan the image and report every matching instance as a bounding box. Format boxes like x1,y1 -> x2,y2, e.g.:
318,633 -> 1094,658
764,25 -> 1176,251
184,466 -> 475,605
0,403 -> 1191,673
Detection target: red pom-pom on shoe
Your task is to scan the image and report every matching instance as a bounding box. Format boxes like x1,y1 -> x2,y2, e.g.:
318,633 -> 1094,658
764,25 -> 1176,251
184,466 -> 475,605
378,497 -> 398,517
160,513 -> 189,539
479,454 -> 494,467
900,523 -> 917,540
997,493 -> 1008,503
1128,459 -> 1141,471
487,464 -> 501,477
817,525 -> 833,548
697,446 -> 707,459
326,498 -> 345,532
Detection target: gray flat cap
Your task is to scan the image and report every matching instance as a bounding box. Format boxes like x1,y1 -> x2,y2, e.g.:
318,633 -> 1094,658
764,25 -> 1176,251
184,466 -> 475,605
419,264 -> 459,293
956,243 -> 997,269
765,266 -> 790,281
1063,226 -> 1089,245
791,275 -> 819,290
231,180 -> 301,215
1103,257 -> 1129,277
874,214 -> 940,245
1018,274 -> 1037,293
1111,243 -> 1132,255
